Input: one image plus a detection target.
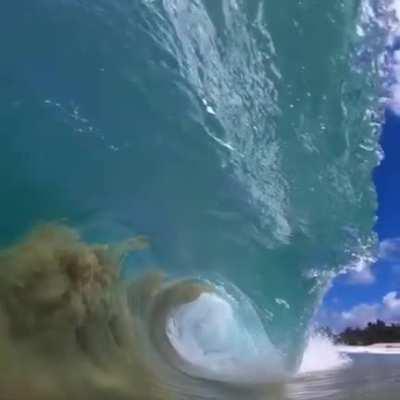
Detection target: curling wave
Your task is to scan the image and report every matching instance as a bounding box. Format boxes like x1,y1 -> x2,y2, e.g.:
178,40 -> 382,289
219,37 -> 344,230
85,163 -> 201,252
0,225 -> 286,399
0,0 -> 387,398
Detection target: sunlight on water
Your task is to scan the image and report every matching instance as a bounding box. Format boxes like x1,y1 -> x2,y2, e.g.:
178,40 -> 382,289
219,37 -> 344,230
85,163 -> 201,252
0,0 -> 391,398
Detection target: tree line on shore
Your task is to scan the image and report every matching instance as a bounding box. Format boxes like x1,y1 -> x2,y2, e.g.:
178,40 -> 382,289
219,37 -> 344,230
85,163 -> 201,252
319,320 -> 400,346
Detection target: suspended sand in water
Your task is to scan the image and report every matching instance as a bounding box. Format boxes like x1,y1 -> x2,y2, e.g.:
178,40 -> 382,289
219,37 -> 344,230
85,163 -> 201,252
0,224 -> 284,400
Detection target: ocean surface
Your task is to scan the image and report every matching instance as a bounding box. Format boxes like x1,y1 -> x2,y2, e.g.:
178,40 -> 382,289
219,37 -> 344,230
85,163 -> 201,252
290,351 -> 400,400
0,1 -> 392,399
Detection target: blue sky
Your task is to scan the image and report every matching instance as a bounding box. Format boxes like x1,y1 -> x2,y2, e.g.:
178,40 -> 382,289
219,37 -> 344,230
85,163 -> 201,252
319,111 -> 400,331
318,1 -> 400,332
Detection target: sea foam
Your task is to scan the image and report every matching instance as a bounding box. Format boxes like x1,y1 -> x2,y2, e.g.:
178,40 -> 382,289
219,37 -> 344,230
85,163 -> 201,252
299,333 -> 352,374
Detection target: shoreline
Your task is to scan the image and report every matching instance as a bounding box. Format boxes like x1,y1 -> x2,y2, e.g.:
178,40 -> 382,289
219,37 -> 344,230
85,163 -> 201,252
339,343 -> 400,355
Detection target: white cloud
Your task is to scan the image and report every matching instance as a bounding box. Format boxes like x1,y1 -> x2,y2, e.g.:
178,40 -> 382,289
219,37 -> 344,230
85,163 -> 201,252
317,237 -> 400,329
379,237 -> 400,262
382,291 -> 400,320
339,251 -> 376,286
393,0 -> 400,16
340,236 -> 400,286
325,291 -> 400,331
341,303 -> 380,328
383,291 -> 400,308
345,264 -> 375,285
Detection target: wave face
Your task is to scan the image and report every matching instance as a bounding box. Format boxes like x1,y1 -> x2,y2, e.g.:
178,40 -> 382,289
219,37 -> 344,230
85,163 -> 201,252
0,0 -> 383,398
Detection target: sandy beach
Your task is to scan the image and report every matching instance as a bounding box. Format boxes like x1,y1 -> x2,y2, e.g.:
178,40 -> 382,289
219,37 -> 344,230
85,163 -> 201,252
339,343 -> 400,354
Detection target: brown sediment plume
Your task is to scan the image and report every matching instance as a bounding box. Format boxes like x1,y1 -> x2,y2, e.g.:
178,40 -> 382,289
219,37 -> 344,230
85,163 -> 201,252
0,224 -> 172,400
0,224 -> 285,400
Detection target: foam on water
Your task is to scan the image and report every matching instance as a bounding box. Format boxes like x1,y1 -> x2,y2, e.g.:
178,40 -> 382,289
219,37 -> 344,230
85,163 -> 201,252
0,0 -> 388,398
166,289 -> 284,383
299,334 -> 352,374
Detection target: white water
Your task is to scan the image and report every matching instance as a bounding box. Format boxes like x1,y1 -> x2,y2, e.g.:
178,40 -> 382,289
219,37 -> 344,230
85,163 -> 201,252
166,291 -> 284,383
299,334 -> 352,374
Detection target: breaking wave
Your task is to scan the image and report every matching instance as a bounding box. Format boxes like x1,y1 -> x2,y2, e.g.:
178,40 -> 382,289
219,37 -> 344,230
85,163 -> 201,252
299,334 -> 351,374
0,0 -> 390,398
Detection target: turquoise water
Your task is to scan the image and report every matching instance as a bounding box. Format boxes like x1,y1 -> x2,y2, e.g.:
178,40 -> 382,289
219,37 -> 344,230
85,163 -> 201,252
0,1 -> 385,398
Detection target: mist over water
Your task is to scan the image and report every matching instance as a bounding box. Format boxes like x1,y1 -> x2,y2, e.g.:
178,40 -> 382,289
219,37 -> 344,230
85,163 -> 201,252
0,0 -> 387,398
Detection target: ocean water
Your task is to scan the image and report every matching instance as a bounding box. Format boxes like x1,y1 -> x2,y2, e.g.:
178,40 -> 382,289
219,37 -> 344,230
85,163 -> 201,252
290,351 -> 400,400
0,1 -> 389,399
